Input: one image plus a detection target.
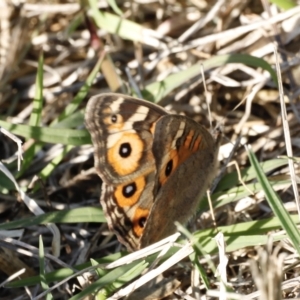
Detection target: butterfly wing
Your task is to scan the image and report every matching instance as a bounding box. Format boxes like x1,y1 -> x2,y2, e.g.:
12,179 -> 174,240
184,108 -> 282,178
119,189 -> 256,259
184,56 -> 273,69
85,93 -> 168,250
85,93 -> 168,185
140,115 -> 220,248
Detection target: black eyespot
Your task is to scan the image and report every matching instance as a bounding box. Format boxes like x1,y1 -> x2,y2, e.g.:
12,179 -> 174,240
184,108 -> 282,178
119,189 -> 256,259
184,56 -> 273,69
111,114 -> 117,123
119,142 -> 131,158
122,182 -> 136,198
165,159 -> 173,177
139,217 -> 147,228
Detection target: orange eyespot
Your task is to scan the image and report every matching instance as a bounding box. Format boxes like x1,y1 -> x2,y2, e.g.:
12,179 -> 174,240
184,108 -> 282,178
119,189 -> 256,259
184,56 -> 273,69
107,132 -> 144,175
132,207 -> 149,237
114,176 -> 146,207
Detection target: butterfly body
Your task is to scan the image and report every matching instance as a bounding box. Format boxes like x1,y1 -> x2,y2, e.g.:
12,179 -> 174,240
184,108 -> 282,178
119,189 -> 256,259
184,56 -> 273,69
85,93 -> 219,251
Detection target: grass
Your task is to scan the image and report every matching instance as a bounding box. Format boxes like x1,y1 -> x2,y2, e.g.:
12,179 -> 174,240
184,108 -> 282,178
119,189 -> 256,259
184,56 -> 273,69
0,0 -> 299,299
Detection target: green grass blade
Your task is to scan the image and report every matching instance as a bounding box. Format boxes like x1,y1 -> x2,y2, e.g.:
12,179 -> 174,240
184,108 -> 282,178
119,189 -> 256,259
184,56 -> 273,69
0,171 -> 17,190
38,145 -> 74,181
31,53 -> 44,126
39,235 -> 54,300
0,121 -> 90,146
248,149 -> 300,255
0,207 -> 105,230
193,214 -> 300,254
50,110 -> 85,129
106,0 -> 123,15
19,53 -> 45,175
177,223 -> 212,289
269,0 -> 296,10
95,261 -> 148,299
89,0 -> 154,44
31,145 -> 74,193
189,251 -> 210,289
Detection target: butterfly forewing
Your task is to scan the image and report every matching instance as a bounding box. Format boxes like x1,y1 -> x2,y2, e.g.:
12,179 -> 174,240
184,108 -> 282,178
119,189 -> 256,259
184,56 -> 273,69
85,94 -> 168,185
85,94 -> 169,250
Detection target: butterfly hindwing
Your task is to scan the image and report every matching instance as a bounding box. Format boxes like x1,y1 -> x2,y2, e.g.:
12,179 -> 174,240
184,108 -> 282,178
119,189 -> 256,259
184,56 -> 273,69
140,115 -> 220,247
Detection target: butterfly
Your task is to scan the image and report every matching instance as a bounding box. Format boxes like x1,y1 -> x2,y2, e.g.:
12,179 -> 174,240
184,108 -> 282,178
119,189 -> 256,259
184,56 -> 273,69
85,93 -> 220,251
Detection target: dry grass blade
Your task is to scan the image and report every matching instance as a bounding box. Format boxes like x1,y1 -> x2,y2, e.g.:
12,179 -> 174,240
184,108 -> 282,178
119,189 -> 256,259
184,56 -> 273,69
249,240 -> 285,300
274,44 -> 300,219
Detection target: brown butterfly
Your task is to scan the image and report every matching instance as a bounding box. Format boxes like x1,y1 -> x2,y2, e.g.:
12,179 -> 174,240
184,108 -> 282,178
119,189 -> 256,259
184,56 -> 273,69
85,93 -> 219,251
